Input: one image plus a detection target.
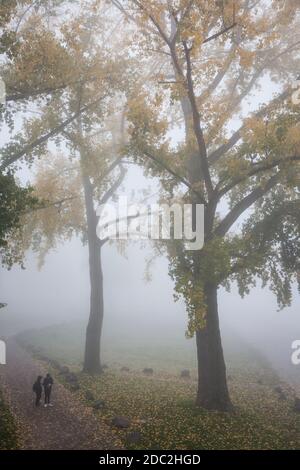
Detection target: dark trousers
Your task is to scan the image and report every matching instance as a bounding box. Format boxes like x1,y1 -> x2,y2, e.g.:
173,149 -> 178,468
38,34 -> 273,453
44,387 -> 52,404
35,392 -> 42,407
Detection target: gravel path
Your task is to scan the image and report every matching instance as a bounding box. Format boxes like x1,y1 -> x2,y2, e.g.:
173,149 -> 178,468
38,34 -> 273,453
0,338 -> 122,450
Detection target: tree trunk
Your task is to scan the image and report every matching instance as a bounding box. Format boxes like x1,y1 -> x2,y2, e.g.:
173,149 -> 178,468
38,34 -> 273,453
195,283 -> 232,411
83,236 -> 104,374
82,173 -> 104,374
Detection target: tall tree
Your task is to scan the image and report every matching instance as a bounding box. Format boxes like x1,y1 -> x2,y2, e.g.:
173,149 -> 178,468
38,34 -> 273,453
22,120 -> 126,373
115,0 -> 300,410
66,115 -> 126,374
16,4 -> 129,373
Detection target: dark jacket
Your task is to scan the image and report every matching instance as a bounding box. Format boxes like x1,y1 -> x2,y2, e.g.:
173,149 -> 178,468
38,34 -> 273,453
43,376 -> 54,390
33,380 -> 42,394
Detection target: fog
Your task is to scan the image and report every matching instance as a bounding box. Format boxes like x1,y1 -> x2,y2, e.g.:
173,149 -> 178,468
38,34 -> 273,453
1,3 -> 299,395
1,165 -> 300,386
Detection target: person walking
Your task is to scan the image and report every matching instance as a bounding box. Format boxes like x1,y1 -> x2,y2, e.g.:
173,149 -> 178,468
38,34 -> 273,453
43,373 -> 54,407
32,376 -> 43,407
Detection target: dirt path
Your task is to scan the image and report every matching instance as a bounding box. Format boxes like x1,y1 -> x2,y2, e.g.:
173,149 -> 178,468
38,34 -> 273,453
0,338 -> 122,450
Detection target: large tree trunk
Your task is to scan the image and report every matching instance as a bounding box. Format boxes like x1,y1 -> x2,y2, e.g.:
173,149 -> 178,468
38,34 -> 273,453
83,235 -> 104,374
82,172 -> 104,374
195,283 -> 232,411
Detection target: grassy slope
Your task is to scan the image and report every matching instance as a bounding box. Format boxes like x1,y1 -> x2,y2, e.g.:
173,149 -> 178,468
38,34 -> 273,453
15,320 -> 271,373
17,323 -> 300,450
0,390 -> 18,450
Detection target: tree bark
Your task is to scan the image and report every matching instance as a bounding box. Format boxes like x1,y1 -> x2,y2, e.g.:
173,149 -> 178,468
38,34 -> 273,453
195,283 -> 232,411
82,173 -> 104,374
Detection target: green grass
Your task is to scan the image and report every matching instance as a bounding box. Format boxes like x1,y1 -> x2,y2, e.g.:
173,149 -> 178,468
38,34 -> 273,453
0,391 -> 18,450
17,323 -> 300,450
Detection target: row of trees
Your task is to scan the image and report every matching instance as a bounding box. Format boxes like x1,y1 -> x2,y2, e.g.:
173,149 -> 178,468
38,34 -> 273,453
1,0 -> 300,411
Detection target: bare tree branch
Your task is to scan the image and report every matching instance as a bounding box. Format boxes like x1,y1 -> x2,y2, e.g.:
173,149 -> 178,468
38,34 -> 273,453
1,95 -> 108,170
203,22 -> 237,44
183,41 -> 214,196
22,196 -> 79,215
217,154 -> 300,198
141,149 -> 207,205
208,89 -> 290,165
99,164 -> 126,205
214,173 -> 280,237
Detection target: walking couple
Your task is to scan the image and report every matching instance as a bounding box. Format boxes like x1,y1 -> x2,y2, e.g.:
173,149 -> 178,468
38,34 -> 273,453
32,373 -> 54,407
